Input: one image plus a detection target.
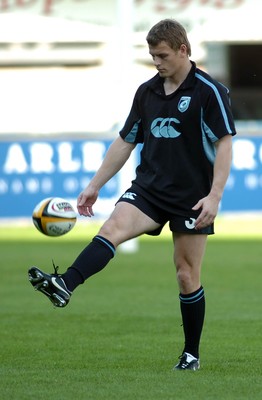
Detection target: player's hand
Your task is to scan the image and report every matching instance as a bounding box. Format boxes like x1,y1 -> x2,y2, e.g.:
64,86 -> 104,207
192,194 -> 220,230
77,186 -> 99,217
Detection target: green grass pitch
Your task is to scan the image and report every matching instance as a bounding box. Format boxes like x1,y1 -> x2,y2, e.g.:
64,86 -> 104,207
1,216 -> 261,399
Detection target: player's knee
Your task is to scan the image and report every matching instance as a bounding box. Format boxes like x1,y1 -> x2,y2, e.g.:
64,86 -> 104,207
98,220 -> 116,240
175,260 -> 201,293
98,219 -> 126,247
176,266 -> 192,290
175,256 -> 197,289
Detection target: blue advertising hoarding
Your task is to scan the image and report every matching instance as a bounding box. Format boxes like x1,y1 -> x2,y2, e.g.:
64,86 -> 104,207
0,138 -> 120,218
222,136 -> 262,212
0,136 -> 262,218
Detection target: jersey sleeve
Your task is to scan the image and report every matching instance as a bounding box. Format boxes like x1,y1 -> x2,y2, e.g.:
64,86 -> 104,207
201,81 -> 237,142
119,87 -> 145,144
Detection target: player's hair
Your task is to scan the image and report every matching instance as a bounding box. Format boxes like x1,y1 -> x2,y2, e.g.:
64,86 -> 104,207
146,19 -> 191,56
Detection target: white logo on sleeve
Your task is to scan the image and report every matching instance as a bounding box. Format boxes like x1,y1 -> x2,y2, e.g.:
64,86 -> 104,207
185,218 -> 196,229
122,192 -> 137,201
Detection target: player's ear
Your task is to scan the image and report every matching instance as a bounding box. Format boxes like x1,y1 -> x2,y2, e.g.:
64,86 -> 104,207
180,44 -> 188,55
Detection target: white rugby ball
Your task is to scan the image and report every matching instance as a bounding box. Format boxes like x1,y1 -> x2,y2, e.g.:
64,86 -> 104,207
32,197 -> 77,237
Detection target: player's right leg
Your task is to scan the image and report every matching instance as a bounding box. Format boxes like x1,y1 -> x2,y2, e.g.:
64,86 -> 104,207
28,263 -> 71,308
28,201 -> 161,307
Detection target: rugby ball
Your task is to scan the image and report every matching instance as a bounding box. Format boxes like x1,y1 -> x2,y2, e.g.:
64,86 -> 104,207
32,197 -> 77,237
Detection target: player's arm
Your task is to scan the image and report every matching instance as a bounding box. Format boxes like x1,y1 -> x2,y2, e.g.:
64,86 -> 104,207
77,136 -> 136,217
193,134 -> 232,230
209,134 -> 233,202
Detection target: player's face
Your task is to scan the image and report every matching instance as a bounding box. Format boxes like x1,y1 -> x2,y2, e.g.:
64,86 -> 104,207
149,41 -> 184,79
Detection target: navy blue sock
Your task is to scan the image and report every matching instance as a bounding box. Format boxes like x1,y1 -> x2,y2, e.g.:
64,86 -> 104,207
62,235 -> 115,292
179,286 -> 205,359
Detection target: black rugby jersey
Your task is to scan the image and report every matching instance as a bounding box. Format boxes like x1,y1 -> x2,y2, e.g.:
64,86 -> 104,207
119,62 -> 236,216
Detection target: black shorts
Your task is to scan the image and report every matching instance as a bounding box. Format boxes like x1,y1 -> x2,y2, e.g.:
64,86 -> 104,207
116,188 -> 214,236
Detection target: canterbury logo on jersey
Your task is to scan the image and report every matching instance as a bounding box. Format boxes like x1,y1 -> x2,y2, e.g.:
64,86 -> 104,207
122,192 -> 137,201
185,218 -> 196,229
151,118 -> 181,138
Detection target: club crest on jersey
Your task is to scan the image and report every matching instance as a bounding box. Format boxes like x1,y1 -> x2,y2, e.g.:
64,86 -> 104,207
178,96 -> 191,113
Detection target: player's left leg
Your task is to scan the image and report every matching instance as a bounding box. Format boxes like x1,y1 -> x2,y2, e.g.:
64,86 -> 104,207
172,233 -> 208,370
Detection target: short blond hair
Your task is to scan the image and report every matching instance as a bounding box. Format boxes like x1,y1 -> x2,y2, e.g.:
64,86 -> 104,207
146,19 -> 191,56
